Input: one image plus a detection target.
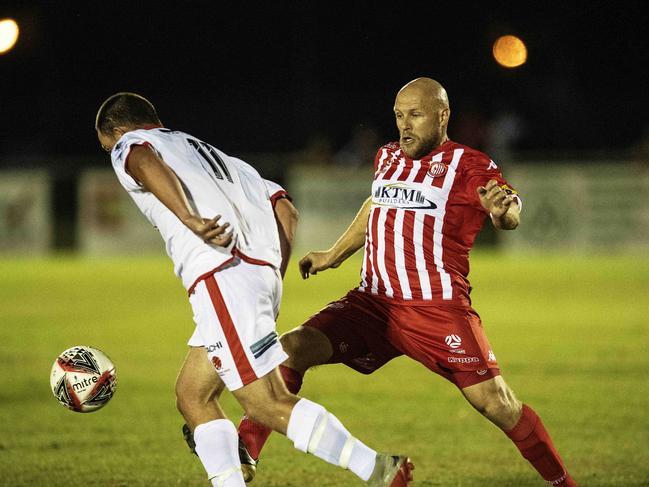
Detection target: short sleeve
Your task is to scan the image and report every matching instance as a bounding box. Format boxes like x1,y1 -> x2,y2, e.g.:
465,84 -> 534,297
373,146 -> 391,172
462,154 -> 519,213
110,132 -> 153,191
264,179 -> 292,208
373,148 -> 383,172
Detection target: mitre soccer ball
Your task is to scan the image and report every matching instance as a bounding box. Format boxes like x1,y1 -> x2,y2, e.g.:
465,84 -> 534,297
50,345 -> 117,413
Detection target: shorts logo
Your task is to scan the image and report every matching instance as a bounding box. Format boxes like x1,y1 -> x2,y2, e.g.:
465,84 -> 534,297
477,369 -> 488,375
488,350 -> 497,362
206,342 -> 223,353
211,356 -> 222,370
427,161 -> 447,178
448,356 -> 480,364
339,342 -> 349,353
445,334 -> 462,349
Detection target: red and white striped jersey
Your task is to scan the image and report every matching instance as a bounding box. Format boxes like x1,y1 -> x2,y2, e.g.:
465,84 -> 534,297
358,140 -> 517,305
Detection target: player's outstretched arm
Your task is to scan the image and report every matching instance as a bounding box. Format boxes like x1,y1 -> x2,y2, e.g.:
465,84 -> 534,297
127,144 -> 232,246
299,196 -> 372,279
477,179 -> 521,230
274,197 -> 299,278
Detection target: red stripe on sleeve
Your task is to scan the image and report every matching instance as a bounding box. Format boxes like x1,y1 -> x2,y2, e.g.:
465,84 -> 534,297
270,190 -> 292,208
204,276 -> 257,386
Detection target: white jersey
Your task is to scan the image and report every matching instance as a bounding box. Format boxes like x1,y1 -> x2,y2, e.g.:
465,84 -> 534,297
110,127 -> 285,290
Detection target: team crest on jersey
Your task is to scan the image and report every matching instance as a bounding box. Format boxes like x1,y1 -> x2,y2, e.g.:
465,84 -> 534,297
427,161 -> 447,178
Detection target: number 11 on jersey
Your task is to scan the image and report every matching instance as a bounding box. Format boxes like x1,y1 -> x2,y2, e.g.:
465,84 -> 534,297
187,138 -> 233,183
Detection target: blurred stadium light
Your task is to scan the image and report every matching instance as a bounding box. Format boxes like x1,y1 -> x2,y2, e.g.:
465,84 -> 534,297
0,18 -> 19,54
493,35 -> 527,68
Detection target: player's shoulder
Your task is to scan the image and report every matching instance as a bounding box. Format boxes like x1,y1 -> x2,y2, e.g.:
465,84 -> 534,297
378,141 -> 401,154
447,140 -> 491,165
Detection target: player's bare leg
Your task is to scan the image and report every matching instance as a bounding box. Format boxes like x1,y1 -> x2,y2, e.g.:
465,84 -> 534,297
461,375 -> 522,430
176,347 -> 246,486
233,367 -> 413,486
176,347 -> 228,429
237,325 -> 333,472
462,375 -> 579,486
281,326 -> 334,373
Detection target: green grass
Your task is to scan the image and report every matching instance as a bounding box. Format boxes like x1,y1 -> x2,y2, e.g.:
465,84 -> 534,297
1,252 -> 648,486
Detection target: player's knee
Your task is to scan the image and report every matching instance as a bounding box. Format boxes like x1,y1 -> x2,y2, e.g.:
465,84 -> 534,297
281,326 -> 332,371
480,388 -> 522,429
241,387 -> 296,430
175,379 -> 213,416
243,399 -> 285,428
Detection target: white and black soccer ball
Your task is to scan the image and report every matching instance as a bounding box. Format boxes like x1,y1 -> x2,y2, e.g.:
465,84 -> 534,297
50,345 -> 117,413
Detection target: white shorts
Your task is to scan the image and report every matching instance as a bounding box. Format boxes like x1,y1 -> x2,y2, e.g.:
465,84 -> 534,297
187,258 -> 288,391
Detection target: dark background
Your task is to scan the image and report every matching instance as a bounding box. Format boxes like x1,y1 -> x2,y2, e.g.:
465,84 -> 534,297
1,1 -> 648,160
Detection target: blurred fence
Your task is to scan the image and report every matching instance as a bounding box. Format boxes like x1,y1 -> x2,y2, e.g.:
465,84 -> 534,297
0,171 -> 52,254
1,161 -> 647,255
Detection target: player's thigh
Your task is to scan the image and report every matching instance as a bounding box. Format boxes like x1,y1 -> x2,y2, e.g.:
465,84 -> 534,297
300,291 -> 400,374
176,346 -> 225,401
392,305 -> 500,388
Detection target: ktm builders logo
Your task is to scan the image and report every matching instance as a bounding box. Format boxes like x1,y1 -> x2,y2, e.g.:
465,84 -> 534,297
373,183 -> 437,210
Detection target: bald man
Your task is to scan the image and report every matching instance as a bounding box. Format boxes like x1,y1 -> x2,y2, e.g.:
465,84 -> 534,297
235,78 -> 578,486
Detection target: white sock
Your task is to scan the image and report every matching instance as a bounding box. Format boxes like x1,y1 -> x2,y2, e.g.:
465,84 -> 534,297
193,419 -> 246,487
287,398 -> 377,481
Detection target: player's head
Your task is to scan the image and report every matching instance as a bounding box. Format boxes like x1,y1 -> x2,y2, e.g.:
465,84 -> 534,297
95,92 -> 162,152
394,78 -> 450,159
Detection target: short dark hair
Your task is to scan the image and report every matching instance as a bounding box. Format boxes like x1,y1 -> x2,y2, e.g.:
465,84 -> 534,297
95,92 -> 161,134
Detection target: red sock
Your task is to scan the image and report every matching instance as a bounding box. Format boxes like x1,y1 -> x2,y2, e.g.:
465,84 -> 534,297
506,405 -> 578,486
238,365 -> 303,459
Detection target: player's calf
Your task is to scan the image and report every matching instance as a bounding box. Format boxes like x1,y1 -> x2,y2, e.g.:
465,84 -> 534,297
462,377 -> 578,486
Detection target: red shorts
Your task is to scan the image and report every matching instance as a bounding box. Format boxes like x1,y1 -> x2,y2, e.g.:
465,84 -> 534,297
304,290 -> 500,389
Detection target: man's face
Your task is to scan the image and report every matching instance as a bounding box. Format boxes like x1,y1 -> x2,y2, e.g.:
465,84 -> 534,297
96,128 -> 120,153
393,89 -> 446,159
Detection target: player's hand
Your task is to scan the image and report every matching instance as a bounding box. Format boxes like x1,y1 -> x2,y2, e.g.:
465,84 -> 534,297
183,215 -> 233,247
299,251 -> 339,279
477,179 -> 513,217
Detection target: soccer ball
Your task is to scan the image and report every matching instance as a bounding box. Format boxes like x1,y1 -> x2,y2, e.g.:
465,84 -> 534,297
50,345 -> 117,413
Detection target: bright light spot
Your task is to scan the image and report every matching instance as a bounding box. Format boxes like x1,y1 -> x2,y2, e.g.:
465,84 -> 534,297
0,18 -> 20,55
493,35 -> 527,68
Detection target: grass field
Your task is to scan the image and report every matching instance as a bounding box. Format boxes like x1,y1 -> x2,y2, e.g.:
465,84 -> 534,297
1,252 -> 648,486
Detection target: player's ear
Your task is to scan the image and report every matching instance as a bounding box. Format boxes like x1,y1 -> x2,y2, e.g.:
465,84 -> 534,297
113,126 -> 128,137
440,108 -> 450,127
